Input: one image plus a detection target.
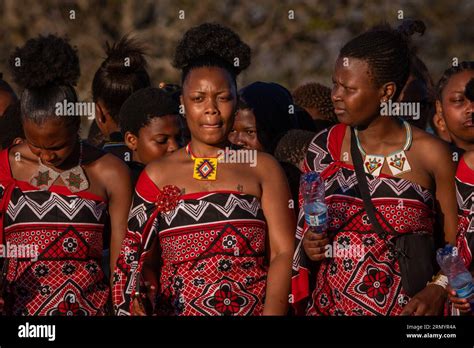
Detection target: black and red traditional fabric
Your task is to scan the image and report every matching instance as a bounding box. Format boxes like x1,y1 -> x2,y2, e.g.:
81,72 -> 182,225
112,171 -> 267,316
291,124 -> 435,316
455,156 -> 474,269
0,148 -> 109,315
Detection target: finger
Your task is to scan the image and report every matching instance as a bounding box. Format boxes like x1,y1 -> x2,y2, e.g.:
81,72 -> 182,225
400,299 -> 418,316
304,239 -> 330,249
414,302 -> 428,316
306,232 -> 327,241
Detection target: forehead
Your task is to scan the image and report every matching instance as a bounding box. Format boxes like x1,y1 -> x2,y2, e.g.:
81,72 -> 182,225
23,118 -> 71,140
234,109 -> 256,126
141,115 -> 180,134
444,70 -> 474,93
334,57 -> 374,84
184,66 -> 234,91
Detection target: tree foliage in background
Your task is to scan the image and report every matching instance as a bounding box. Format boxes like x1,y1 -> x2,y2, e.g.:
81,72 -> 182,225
0,0 -> 472,101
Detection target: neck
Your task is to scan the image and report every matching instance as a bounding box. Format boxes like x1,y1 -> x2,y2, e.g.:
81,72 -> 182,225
356,116 -> 404,144
189,139 -> 230,157
453,137 -> 474,152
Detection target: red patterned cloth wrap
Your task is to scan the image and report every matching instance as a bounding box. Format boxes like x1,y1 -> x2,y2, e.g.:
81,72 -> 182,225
291,124 -> 436,316
112,170 -> 268,316
455,155 -> 474,270
0,148 -> 109,315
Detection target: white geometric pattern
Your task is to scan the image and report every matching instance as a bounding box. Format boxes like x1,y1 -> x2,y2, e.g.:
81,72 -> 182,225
7,192 -> 106,221
162,194 -> 261,225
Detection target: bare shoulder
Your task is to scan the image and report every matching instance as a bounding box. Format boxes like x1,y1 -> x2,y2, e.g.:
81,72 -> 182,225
145,148 -> 187,186
254,151 -> 285,179
411,127 -> 455,171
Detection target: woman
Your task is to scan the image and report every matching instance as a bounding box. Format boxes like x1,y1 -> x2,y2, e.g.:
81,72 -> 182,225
113,23 -> 294,316
433,61 -> 474,314
292,20 -> 458,316
90,35 -> 151,159
0,35 -> 131,315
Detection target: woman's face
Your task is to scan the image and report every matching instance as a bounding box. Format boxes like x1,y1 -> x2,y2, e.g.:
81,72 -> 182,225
331,57 -> 384,127
133,114 -> 181,164
23,118 -> 78,168
181,66 -> 237,146
439,70 -> 474,146
228,108 -> 264,151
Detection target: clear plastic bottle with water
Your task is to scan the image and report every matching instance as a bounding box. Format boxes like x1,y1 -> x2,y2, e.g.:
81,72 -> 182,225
437,244 -> 474,311
300,171 -> 327,234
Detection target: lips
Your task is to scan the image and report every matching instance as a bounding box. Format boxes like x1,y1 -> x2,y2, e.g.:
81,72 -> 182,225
201,123 -> 223,129
463,118 -> 474,127
334,108 -> 346,116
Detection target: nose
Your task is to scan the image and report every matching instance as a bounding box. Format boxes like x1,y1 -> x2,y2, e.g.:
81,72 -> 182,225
204,98 -> 219,116
234,132 -> 246,146
331,85 -> 342,103
40,151 -> 57,164
167,138 -> 179,153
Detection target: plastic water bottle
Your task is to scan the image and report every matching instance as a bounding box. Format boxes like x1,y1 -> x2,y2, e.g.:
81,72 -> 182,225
437,245 -> 474,311
300,171 -> 327,234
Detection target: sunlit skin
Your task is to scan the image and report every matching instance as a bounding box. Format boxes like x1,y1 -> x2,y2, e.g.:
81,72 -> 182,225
7,117 -> 131,288
436,70 -> 474,315
303,56 -> 459,316
125,114 -> 181,165
435,70 -> 474,152
133,66 -> 295,316
228,108 -> 265,151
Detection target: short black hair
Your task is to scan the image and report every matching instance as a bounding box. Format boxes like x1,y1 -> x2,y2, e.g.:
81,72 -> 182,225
119,87 -> 180,136
0,101 -> 24,148
173,23 -> 251,85
339,19 -> 425,101
9,34 -> 80,131
292,82 -> 336,122
92,35 -> 151,124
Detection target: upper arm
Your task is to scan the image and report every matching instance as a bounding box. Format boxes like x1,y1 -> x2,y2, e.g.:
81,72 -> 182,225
100,155 -> 133,264
422,137 -> 458,244
258,153 -> 296,259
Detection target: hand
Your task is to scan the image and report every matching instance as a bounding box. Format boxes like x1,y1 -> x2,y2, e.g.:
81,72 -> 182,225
447,285 -> 472,315
130,279 -> 157,316
303,230 -> 329,261
0,296 -> 4,314
400,284 -> 447,316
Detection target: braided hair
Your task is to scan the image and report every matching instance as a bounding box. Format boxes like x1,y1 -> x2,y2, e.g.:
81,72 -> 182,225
339,19 -> 425,101
436,61 -> 474,99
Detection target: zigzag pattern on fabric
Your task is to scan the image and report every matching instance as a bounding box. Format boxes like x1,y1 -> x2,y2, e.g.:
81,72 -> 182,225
6,192 -> 106,221
161,194 -> 261,225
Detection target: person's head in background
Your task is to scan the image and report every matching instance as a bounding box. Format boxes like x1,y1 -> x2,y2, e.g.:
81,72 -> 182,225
229,81 -> 297,154
9,34 -> 81,168
0,72 -> 18,116
92,35 -> 151,139
433,61 -> 474,151
120,87 -> 182,165
0,101 -> 24,150
274,129 -> 316,172
395,20 -> 436,130
292,82 -> 337,130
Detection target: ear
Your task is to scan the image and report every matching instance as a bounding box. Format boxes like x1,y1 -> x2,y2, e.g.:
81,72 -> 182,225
12,137 -> 24,145
124,131 -> 138,151
380,82 -> 397,102
179,95 -> 185,118
95,101 -> 106,124
434,100 -> 447,130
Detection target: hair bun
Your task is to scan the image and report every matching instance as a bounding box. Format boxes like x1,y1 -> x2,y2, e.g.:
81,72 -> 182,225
397,19 -> 426,38
9,35 -> 80,90
173,22 -> 251,75
102,36 -> 147,74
